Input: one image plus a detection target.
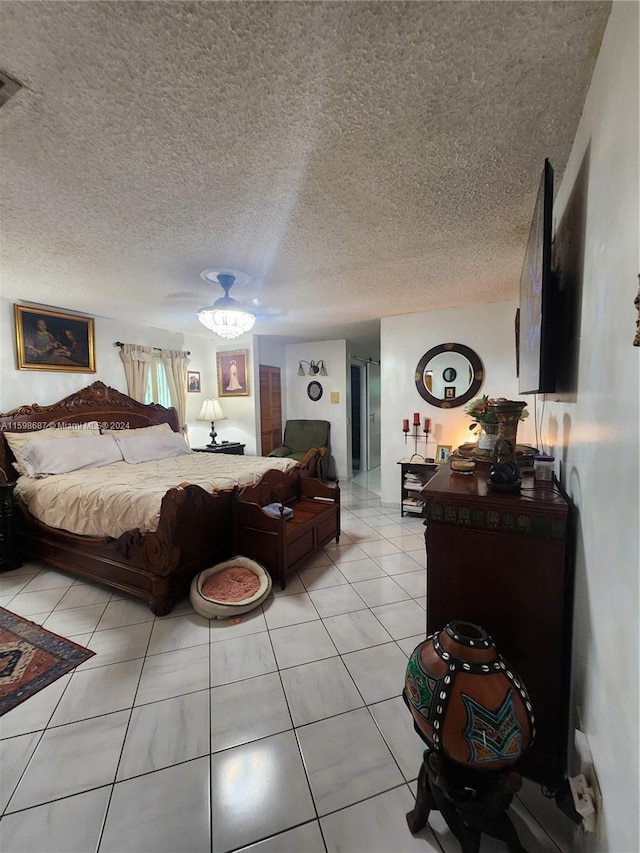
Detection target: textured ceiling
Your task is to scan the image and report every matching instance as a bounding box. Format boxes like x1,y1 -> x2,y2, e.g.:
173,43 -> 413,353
0,1 -> 610,349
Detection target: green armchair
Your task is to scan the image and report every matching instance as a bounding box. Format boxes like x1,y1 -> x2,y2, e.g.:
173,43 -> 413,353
268,419 -> 334,480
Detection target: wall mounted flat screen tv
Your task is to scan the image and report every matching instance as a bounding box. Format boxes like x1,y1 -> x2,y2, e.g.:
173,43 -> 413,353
518,158 -> 558,394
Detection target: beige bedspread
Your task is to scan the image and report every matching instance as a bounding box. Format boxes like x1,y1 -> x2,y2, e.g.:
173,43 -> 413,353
15,453 -> 298,538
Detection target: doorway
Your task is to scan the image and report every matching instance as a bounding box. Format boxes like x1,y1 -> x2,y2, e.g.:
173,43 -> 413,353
350,359 -> 381,474
350,364 -> 362,471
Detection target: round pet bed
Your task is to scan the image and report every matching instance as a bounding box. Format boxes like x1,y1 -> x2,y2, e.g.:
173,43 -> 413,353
190,556 -> 272,619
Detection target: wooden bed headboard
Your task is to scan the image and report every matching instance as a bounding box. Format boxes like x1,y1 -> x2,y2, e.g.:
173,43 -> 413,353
0,381 -> 180,482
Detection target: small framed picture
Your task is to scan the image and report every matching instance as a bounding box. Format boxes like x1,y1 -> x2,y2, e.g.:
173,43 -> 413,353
187,371 -> 201,393
436,444 -> 452,464
14,304 -> 96,373
444,386 -> 456,399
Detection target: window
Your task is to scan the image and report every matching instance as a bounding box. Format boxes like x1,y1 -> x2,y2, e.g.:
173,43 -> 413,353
145,356 -> 171,407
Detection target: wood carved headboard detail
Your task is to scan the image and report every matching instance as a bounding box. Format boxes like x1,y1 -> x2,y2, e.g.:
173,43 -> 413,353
0,381 -> 180,481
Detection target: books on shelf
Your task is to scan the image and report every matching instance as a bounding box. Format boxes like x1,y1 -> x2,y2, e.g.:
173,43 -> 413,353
402,496 -> 425,510
404,473 -> 427,491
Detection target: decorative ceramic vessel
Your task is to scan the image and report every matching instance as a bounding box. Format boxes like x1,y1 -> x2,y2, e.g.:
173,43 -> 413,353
404,621 -> 535,771
474,423 -> 499,461
492,400 -> 528,448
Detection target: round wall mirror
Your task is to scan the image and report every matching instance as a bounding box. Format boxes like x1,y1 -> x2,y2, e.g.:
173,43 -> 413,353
307,380 -> 323,401
415,343 -> 484,408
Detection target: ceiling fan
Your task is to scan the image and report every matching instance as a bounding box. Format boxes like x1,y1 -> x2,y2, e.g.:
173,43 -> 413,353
197,272 -> 255,339
164,269 -> 283,338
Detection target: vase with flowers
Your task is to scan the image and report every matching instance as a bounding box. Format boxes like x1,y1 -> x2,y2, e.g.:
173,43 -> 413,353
465,395 -> 529,461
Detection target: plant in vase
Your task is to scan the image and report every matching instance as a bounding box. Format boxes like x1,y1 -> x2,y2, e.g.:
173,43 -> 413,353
464,396 -> 529,459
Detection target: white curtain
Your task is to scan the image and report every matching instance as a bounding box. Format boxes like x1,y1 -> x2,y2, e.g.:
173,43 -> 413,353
161,349 -> 190,440
119,344 -> 153,403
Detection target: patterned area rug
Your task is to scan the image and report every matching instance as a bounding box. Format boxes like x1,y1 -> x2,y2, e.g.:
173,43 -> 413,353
0,607 -> 95,716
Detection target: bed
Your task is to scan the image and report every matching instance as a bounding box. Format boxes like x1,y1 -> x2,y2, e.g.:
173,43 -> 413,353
0,382 -> 318,615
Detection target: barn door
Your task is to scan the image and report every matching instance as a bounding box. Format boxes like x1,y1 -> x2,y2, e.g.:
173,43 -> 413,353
259,365 -> 282,455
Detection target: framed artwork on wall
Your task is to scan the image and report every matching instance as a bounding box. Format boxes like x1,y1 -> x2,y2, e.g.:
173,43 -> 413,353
217,349 -> 250,397
14,304 -> 96,373
444,386 -> 456,399
187,371 -> 201,393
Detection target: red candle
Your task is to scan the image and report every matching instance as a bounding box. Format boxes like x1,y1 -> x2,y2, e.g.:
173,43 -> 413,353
403,419 -> 409,431
424,418 -> 431,432
413,412 -> 420,426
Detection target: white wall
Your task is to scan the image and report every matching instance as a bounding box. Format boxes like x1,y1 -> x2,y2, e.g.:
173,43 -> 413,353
285,340 -> 348,478
0,297 -> 184,411
539,4 -> 638,850
182,330 -> 223,448
380,299 -> 534,506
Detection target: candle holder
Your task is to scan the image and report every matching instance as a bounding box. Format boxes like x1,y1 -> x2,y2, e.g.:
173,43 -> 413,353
402,416 -> 431,461
423,420 -> 432,461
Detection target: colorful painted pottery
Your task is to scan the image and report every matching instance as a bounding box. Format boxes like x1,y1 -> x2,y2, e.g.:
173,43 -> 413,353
404,621 -> 535,771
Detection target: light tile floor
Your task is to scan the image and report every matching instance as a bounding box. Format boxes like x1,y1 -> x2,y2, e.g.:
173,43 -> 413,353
0,470 -> 575,852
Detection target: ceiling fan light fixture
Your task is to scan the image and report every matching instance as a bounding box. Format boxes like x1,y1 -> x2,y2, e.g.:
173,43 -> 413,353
198,273 -> 255,339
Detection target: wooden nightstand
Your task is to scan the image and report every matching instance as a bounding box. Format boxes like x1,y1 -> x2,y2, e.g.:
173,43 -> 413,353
193,443 -> 245,456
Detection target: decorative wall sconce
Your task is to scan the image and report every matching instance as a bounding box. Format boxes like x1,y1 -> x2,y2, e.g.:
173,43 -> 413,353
298,360 -> 327,376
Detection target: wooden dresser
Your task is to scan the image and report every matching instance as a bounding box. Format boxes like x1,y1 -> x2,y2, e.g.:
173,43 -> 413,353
420,465 -> 573,789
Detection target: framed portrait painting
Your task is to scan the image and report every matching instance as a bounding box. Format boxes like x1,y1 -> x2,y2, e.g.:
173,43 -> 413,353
187,371 -> 201,393
217,349 -> 250,397
14,304 -> 96,373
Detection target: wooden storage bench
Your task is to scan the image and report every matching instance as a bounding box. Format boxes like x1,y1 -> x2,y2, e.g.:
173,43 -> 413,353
233,468 -> 340,589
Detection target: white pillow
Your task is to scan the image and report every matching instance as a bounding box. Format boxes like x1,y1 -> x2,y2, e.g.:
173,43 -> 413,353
101,423 -> 172,436
113,432 -> 191,464
5,422 -> 101,474
18,435 -> 123,478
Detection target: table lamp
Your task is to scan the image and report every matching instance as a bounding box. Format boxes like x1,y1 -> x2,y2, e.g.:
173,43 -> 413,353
197,399 -> 227,446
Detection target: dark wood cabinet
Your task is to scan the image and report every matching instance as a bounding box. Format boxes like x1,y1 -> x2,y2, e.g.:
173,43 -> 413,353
259,365 -> 282,456
420,466 -> 573,789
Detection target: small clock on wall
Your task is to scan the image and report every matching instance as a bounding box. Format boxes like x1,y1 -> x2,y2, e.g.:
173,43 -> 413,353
307,380 -> 323,401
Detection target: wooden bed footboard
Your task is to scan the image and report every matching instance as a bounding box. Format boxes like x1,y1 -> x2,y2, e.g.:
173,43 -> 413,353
16,484 -> 234,615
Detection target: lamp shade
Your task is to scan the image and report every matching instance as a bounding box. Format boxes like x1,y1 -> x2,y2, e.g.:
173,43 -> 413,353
197,399 -> 226,422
